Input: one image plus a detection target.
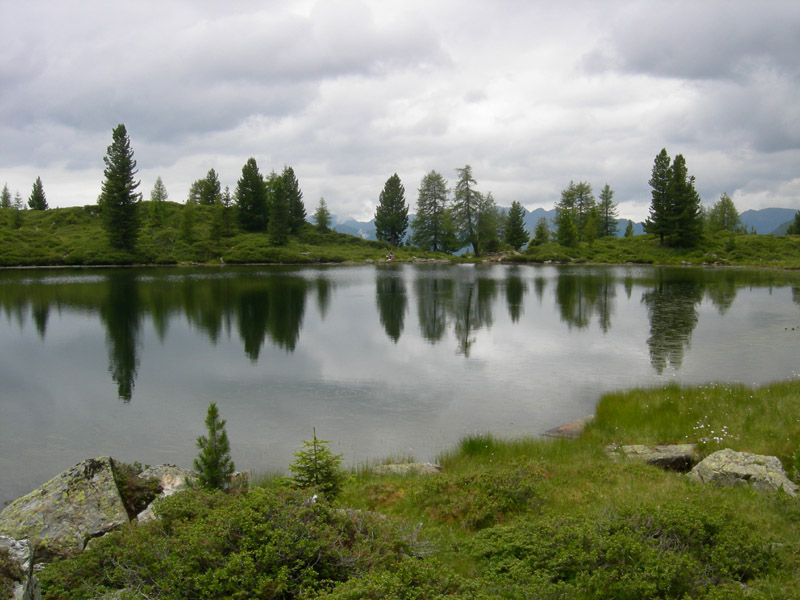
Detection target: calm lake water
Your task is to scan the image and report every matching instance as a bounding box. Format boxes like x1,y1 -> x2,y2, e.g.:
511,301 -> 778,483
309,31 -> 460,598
2,263 -> 800,504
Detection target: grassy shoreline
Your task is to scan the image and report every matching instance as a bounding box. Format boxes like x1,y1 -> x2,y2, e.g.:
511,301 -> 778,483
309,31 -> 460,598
3,203 -> 800,269
26,379 -> 800,599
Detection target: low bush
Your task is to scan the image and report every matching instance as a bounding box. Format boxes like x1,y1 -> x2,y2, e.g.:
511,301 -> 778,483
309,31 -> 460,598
415,460 -> 544,529
468,501 -> 777,599
110,460 -> 162,520
0,548 -> 23,600
39,487 -> 416,600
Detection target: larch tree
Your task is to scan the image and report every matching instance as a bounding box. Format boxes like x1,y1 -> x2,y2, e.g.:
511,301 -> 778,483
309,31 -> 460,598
268,170 -> 290,245
235,157 -> 268,232
504,200 -> 529,250
149,176 -> 168,227
532,216 -> 550,245
411,170 -> 449,252
314,197 -> 331,232
99,124 -> 141,251
707,193 -> 742,233
625,219 -> 635,237
597,184 -> 618,237
194,402 -> 235,491
453,165 -> 483,255
28,176 -> 48,210
374,173 -> 409,247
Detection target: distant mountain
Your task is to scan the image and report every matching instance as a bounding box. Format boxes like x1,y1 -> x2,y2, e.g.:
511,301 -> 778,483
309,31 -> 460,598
739,208 -> 797,235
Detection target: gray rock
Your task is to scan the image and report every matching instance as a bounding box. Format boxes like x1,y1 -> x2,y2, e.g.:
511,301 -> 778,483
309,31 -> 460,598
135,465 -> 195,524
687,448 -> 798,495
606,444 -> 697,472
0,457 -> 129,559
372,463 -> 442,476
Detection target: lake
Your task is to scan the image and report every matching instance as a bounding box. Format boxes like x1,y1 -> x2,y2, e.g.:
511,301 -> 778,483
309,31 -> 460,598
2,263 -> 799,504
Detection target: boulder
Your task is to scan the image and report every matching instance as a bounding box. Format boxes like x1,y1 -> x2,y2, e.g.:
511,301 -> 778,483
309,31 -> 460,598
0,457 -> 129,559
135,465 -> 195,524
687,448 -> 798,495
606,444 -> 697,472
372,463 -> 441,476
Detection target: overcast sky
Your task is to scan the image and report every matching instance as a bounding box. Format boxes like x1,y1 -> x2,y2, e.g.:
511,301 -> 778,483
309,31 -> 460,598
2,0 -> 799,222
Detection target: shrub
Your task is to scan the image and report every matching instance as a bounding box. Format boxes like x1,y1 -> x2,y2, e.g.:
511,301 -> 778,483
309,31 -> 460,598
415,460 -> 544,529
0,548 -> 23,600
468,501 -> 776,599
39,487 -> 413,600
110,460 -> 162,519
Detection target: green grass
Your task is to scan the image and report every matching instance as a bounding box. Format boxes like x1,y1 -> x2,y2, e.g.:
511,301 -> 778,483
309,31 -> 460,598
3,204 -> 800,268
32,382 -> 800,598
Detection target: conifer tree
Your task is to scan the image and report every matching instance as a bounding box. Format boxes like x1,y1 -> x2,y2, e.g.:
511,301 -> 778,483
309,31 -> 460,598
149,176 -> 168,227
99,124 -> 141,250
597,184 -> 618,237
235,158 -> 268,232
199,169 -> 221,206
374,173 -> 409,247
625,219 -> 635,237
194,402 -> 235,491
411,170 -> 449,252
1,184 -> 10,209
28,177 -> 48,210
504,200 -> 529,250
453,165 -> 482,255
644,148 -> 672,244
268,170 -> 290,245
288,428 -> 346,500
283,166 -> 306,233
532,216 -> 550,245
314,197 -> 331,232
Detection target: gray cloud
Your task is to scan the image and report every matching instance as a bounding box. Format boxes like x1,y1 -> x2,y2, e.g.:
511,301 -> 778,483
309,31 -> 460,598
1,0 -> 799,222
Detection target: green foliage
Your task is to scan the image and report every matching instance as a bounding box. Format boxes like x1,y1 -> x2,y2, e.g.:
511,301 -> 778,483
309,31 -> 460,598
624,219 -> 634,237
288,430 -> 347,500
283,166 -> 306,234
707,193 -> 743,233
644,149 -> 703,247
787,210 -> 800,235
314,197 -> 331,232
0,547 -> 23,600
39,487 -> 414,600
268,170 -> 290,245
235,157 -> 268,232
531,216 -> 550,246
468,501 -> 776,600
27,176 -> 48,210
314,557 -> 491,599
555,208 -> 578,248
375,173 -> 409,247
99,124 -> 141,251
194,402 -> 235,491
149,176 -> 168,227
0,184 -> 10,209
412,170 -> 451,252
597,183 -> 618,237
453,165 -> 482,255
110,460 -> 162,519
198,168 -> 221,206
415,460 -> 544,530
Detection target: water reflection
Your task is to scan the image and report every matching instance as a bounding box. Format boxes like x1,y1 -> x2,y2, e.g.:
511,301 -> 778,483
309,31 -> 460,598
1,265 -> 800,401
375,268 -> 407,343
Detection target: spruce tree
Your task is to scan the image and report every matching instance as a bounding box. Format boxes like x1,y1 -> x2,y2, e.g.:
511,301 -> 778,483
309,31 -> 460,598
411,170 -> 449,252
625,220 -> 635,237
374,173 -> 409,247
194,402 -> 235,491
235,158 -> 268,232
199,169 -> 221,206
288,428 -> 346,500
667,154 -> 703,247
532,216 -> 550,245
28,176 -> 48,210
556,209 -> 578,247
504,200 -> 529,250
314,197 -> 331,232
283,166 -> 306,233
99,124 -> 141,250
1,184 -> 10,209
644,148 -> 672,244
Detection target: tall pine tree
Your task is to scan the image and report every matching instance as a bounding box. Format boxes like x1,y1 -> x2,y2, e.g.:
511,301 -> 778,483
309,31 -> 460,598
28,177 -> 48,210
644,148 -> 672,245
283,166 -> 306,234
268,170 -> 290,244
453,165 -> 483,255
1,184 -> 11,209
374,173 -> 409,247
99,124 -> 141,250
597,184 -> 618,237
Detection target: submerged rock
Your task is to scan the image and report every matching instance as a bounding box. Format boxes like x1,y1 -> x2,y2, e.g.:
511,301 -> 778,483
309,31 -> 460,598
0,457 -> 128,559
687,448 -> 798,495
